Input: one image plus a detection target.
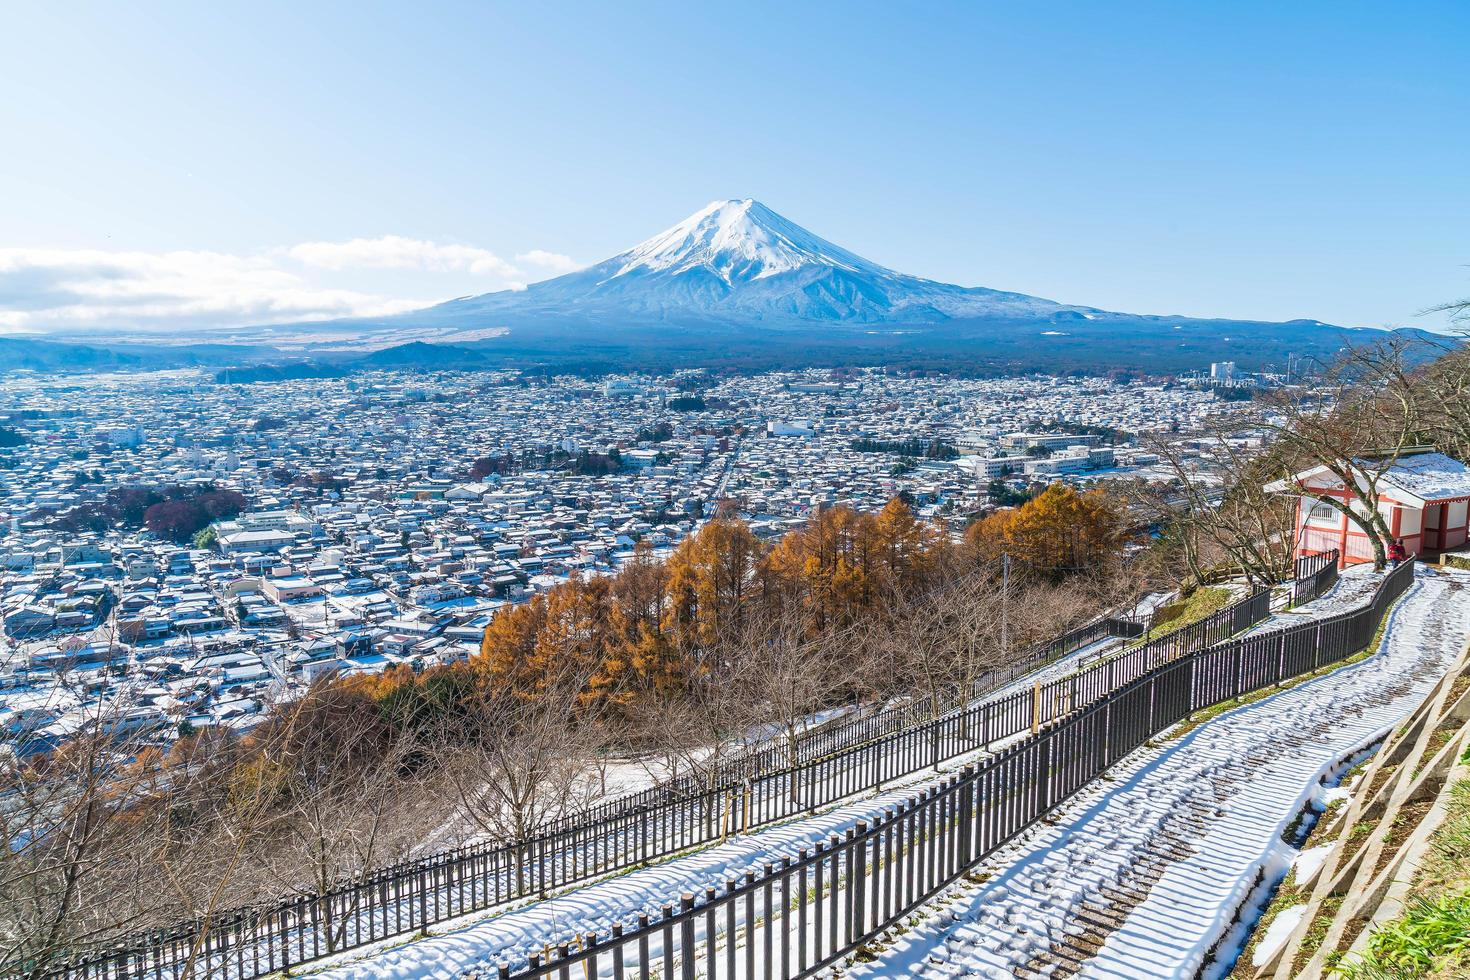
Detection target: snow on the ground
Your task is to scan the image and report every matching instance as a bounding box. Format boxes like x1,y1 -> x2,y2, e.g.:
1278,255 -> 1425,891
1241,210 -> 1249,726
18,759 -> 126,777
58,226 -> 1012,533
295,573 -> 1386,979
1291,844 -> 1333,886
594,755 -> 683,799
959,634 -> 1123,710
303,739 -> 997,980
307,625 -> 1129,978
286,620 -> 1127,974
1244,564 -> 1383,638
1250,904 -> 1308,968
594,630 -> 1124,813
1292,564 -> 1385,616
845,567 -> 1470,980
1132,590 -> 1176,620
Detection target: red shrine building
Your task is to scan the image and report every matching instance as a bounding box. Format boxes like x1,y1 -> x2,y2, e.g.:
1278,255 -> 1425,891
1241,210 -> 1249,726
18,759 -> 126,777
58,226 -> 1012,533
1266,451 -> 1470,567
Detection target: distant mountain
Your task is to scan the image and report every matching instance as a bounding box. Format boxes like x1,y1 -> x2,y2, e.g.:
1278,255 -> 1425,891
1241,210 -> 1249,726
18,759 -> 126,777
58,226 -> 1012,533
209,342 -> 484,384
0,337 -> 278,373
289,197 -> 1393,374
0,337 -> 142,372
12,201 -> 1445,377
430,199 -> 1083,326
357,340 -> 486,367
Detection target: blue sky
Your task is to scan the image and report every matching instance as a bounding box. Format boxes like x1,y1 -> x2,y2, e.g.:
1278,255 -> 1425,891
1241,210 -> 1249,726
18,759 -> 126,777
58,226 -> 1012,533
1,1 -> 1467,335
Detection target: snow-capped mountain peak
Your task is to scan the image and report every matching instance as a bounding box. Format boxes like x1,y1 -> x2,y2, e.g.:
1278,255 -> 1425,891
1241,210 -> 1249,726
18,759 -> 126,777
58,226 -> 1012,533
605,198 -> 891,285
250,198 -> 1362,374
430,198 -> 1087,325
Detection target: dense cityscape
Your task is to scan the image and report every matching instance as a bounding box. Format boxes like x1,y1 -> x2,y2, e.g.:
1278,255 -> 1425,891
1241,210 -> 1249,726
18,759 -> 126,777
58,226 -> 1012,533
0,365 -> 1259,754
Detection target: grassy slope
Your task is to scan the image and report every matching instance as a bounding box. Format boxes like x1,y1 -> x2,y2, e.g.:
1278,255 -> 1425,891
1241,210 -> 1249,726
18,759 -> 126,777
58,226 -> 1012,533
1333,756 -> 1470,979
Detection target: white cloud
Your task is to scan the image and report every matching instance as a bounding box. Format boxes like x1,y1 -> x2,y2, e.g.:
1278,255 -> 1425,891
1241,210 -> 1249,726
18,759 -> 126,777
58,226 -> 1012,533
0,234 -> 573,335
286,235 -> 522,278
0,247 -> 425,334
515,249 -> 581,274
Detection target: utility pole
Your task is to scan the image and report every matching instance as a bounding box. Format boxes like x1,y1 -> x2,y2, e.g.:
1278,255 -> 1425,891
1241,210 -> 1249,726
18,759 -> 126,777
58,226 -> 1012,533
1001,552 -> 1011,666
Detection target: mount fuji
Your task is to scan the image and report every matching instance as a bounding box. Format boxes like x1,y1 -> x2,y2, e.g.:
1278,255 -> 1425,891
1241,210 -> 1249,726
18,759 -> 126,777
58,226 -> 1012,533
4,200 -> 1434,377
261,199 -> 1393,373
427,198 -> 1089,326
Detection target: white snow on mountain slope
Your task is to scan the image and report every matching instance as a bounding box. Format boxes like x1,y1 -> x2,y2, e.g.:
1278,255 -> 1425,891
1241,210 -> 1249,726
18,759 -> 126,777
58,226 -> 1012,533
429,199 -> 1093,325
846,567 -> 1470,980
606,199 -> 882,283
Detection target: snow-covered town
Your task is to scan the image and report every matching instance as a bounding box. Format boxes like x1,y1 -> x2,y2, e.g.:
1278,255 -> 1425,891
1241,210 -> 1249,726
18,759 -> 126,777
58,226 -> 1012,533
8,6 -> 1470,977
0,366 -> 1257,754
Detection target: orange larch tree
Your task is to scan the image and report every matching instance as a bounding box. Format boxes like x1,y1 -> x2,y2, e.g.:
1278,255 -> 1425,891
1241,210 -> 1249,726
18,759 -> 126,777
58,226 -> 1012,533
965,483 -> 1126,576
661,516 -> 765,654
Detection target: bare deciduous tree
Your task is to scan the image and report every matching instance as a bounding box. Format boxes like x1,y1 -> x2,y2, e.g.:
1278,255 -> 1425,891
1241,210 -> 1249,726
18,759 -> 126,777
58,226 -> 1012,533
1263,340 -> 1429,570
1143,421 -> 1298,586
429,665 -> 599,896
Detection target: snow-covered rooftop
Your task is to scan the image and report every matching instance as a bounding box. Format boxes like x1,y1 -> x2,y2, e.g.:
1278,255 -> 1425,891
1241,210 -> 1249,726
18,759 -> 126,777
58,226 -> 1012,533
1375,452 -> 1470,503
1269,452 -> 1470,504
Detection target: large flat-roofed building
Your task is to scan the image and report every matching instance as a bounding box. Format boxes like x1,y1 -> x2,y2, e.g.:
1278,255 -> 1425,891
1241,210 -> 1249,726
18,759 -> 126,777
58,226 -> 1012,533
217,528 -> 296,554
262,575 -> 323,602
1000,432 -> 1102,452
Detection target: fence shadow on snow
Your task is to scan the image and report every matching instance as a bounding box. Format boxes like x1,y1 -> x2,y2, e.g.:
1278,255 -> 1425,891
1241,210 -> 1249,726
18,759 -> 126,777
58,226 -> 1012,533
25,553 -> 1363,980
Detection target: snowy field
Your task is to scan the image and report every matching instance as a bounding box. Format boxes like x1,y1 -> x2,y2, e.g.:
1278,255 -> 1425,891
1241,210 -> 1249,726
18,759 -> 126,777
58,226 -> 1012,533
845,566 -> 1470,980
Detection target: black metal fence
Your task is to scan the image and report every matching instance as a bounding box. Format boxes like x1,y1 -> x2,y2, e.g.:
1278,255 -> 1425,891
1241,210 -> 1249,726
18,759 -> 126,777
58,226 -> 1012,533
1292,549 -> 1341,606
494,557 -> 1415,980
748,612 -> 1145,772
25,569 -> 1298,980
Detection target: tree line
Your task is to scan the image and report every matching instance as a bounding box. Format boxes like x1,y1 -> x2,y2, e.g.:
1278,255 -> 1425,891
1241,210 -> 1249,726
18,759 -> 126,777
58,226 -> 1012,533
28,483 -> 247,541
849,436 -> 959,459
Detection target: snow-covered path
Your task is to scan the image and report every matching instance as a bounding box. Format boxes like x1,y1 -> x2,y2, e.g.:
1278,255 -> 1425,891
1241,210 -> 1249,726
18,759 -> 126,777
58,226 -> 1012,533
304,744 -> 997,979
293,571 -> 1405,980
847,566 -> 1470,980
298,631 -> 1130,979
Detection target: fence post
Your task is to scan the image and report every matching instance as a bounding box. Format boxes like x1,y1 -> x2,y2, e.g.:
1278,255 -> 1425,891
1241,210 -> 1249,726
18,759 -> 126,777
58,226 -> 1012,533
959,766 -> 975,864
1031,681 -> 1041,734
852,821 -> 868,941
416,869 -> 426,934
1039,734 -> 1053,813
679,894 -> 695,980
